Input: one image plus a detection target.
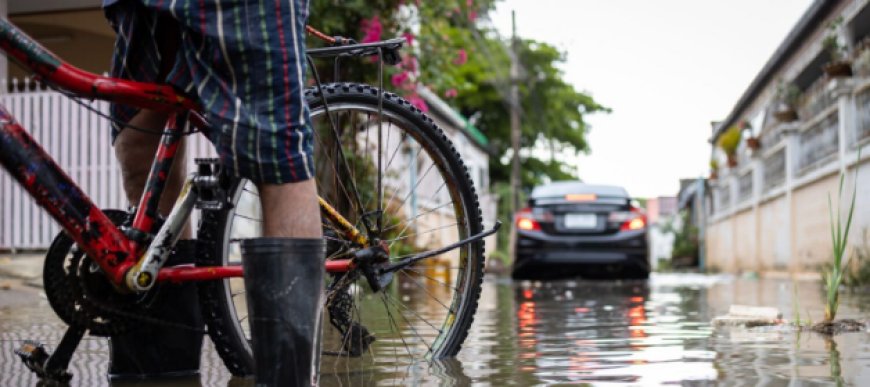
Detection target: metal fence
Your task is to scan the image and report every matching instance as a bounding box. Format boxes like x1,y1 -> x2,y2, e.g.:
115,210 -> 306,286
0,83 -> 215,250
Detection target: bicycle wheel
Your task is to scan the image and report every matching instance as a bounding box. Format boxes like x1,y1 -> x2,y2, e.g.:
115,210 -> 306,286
197,83 -> 486,377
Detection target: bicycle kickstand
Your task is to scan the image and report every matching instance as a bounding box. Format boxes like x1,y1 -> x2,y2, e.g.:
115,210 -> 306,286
15,324 -> 86,384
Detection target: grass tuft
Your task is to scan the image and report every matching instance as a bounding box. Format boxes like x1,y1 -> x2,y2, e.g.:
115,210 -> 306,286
823,153 -> 860,322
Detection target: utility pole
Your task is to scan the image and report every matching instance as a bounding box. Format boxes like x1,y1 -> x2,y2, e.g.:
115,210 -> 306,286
508,10 -> 521,261
509,10 -> 521,215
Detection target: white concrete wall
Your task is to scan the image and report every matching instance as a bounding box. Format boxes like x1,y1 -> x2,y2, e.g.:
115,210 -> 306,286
709,77 -> 870,273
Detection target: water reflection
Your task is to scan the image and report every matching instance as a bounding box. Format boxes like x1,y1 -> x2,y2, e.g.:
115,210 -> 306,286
2,274 -> 870,385
503,279 -> 717,384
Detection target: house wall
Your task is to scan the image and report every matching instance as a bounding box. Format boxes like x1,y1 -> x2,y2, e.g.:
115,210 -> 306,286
706,0 -> 870,274
792,173 -> 839,270
733,209 -> 756,271
757,194 -> 789,270
425,111 -> 498,258
7,9 -> 113,81
706,217 -> 735,272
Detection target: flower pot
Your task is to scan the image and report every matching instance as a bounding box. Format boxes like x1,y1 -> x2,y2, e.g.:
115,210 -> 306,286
709,170 -> 718,180
746,137 -> 761,150
823,60 -> 853,77
727,154 -> 738,168
773,107 -> 798,122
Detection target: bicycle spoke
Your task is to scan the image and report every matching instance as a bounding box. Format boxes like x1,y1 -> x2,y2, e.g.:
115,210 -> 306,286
313,121 -> 360,221
381,292 -> 437,358
382,124 -> 404,185
385,207 -> 457,249
381,201 -> 452,233
397,270 -> 453,313
382,290 -> 443,333
387,223 -> 460,258
402,267 -> 458,291
392,161 -> 437,219
381,142 -> 423,218
379,293 -> 415,360
428,180 -> 448,202
386,222 -> 460,251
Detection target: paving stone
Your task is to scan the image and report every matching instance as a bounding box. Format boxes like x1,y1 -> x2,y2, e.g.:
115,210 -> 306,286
0,254 -> 45,280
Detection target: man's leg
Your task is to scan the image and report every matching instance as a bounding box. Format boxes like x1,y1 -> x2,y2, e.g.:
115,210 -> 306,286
113,110 -> 190,236
240,180 -> 323,385
258,180 -> 322,238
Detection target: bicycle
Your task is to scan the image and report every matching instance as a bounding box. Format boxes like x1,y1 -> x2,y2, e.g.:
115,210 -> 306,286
0,17 -> 499,383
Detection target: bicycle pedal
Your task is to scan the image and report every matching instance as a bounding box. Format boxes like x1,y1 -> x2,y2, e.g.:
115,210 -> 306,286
15,340 -> 49,368
15,340 -> 72,382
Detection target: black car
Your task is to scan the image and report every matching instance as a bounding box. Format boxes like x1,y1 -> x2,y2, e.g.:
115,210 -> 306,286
512,181 -> 650,280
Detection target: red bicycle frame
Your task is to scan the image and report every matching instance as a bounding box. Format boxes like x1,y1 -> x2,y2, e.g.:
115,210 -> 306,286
0,18 -> 354,290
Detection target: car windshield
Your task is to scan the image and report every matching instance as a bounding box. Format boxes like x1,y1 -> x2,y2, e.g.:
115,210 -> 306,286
530,181 -> 629,199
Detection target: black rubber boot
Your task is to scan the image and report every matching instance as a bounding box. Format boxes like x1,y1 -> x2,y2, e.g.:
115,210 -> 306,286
241,238 -> 325,387
108,240 -> 204,380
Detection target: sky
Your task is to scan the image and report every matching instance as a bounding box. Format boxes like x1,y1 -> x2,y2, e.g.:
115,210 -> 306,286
490,0 -> 814,198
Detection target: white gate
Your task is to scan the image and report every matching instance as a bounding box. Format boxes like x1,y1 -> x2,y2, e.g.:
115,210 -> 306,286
0,80 -> 215,250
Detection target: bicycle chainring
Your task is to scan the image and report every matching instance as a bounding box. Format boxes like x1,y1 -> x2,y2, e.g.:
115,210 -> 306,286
43,210 -> 153,336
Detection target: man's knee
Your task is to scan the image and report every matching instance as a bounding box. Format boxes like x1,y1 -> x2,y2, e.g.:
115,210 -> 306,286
113,109 -> 171,201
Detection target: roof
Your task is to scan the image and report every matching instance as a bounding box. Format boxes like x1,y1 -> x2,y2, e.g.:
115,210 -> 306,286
710,0 -> 840,143
530,181 -> 629,199
416,85 -> 492,154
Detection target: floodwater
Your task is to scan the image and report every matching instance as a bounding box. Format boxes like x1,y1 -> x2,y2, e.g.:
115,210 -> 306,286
2,273 -> 870,386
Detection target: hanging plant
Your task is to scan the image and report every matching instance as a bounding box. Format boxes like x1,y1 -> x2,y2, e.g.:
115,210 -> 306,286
739,120 -> 761,150
822,17 -> 853,77
773,79 -> 801,122
718,125 -> 742,167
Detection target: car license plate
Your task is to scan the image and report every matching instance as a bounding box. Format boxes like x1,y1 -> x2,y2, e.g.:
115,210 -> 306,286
563,213 -> 597,229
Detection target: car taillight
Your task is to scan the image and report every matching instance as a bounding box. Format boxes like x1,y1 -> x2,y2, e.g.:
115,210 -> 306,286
515,208 -> 541,231
618,207 -> 647,231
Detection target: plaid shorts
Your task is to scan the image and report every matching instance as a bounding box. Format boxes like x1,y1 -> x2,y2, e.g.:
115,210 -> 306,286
105,0 -> 314,184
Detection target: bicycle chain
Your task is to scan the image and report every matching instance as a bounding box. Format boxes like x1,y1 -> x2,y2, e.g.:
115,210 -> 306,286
73,253 -> 206,335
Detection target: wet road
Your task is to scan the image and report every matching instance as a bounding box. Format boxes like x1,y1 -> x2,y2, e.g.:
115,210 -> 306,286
2,273 -> 870,385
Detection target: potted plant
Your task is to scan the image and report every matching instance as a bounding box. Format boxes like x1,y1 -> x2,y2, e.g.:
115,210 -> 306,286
822,17 -> 853,77
718,124 -> 742,167
709,159 -> 719,180
773,80 -> 800,122
740,120 -> 761,150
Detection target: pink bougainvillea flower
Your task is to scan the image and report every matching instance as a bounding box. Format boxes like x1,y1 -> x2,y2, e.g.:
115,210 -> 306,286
403,32 -> 415,47
469,10 -> 478,22
406,93 -> 429,112
444,88 -> 458,98
402,55 -> 418,73
360,16 -> 382,43
453,49 -> 468,66
391,71 -> 410,88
